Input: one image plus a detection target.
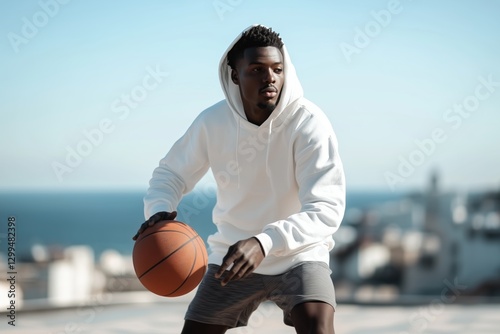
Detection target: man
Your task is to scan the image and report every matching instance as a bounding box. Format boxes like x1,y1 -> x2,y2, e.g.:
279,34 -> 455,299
133,25 -> 345,334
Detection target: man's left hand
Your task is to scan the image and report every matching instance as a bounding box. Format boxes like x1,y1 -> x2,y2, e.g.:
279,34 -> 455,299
215,237 -> 265,286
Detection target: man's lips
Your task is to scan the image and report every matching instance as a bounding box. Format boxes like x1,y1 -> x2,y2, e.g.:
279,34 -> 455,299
260,86 -> 278,98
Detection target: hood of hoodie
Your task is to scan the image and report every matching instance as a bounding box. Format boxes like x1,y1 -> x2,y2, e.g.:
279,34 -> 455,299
218,24 -> 304,127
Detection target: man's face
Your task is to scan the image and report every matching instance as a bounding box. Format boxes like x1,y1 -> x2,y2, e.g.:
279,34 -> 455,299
231,46 -> 284,116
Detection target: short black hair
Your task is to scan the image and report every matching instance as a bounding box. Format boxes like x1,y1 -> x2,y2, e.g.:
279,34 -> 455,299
227,26 -> 284,69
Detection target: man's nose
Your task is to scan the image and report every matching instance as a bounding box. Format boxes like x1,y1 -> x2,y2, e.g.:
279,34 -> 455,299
263,68 -> 276,83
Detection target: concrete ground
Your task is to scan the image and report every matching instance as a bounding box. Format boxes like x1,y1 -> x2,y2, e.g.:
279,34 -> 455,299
1,292 -> 499,333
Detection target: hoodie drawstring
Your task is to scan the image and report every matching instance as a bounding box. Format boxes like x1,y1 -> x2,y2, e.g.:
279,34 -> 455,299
236,118 -> 241,188
265,118 -> 273,177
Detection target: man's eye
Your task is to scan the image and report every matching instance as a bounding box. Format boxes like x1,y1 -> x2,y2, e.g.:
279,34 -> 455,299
274,68 -> 283,74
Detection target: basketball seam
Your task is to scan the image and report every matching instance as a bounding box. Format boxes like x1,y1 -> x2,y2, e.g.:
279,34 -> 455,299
137,221 -> 192,241
139,229 -> 191,241
138,234 -> 197,279
164,240 -> 198,297
196,236 -> 207,266
134,230 -> 191,275
167,234 -> 208,296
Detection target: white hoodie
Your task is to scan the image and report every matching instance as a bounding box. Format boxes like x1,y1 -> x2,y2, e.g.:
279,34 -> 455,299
144,25 -> 346,275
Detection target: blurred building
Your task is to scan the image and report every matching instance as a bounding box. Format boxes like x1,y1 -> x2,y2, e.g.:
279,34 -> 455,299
332,171 -> 500,298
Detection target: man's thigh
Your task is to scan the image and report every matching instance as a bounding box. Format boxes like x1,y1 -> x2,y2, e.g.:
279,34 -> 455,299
184,264 -> 266,328
268,261 -> 336,326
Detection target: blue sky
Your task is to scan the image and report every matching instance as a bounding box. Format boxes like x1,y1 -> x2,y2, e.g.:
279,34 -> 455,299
1,0 -> 499,192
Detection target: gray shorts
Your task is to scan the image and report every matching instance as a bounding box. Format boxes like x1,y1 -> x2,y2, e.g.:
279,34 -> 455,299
184,261 -> 336,328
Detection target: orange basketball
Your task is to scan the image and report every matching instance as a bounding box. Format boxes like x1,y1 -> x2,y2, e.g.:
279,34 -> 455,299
132,220 -> 208,297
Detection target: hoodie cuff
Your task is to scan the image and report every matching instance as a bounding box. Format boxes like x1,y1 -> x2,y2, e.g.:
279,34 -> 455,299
254,229 -> 285,256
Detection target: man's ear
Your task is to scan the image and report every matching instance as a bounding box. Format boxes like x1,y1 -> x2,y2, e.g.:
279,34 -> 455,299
231,69 -> 239,85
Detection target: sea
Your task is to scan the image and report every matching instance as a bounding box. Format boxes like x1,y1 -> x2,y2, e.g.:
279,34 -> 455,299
0,190 -> 405,261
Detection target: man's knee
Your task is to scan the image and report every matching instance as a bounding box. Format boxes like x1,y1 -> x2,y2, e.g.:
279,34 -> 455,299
290,302 -> 335,334
181,320 -> 228,334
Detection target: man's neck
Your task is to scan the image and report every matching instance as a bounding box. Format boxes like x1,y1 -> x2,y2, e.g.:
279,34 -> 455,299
244,108 -> 272,126
242,101 -> 275,126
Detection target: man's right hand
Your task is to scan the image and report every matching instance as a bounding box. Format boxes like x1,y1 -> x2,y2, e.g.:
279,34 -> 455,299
132,211 -> 177,240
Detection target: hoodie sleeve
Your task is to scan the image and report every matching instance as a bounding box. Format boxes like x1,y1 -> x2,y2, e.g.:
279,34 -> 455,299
254,112 -> 346,257
144,114 -> 210,220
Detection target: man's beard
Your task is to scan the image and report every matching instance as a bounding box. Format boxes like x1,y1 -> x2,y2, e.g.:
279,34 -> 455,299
257,102 -> 277,113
